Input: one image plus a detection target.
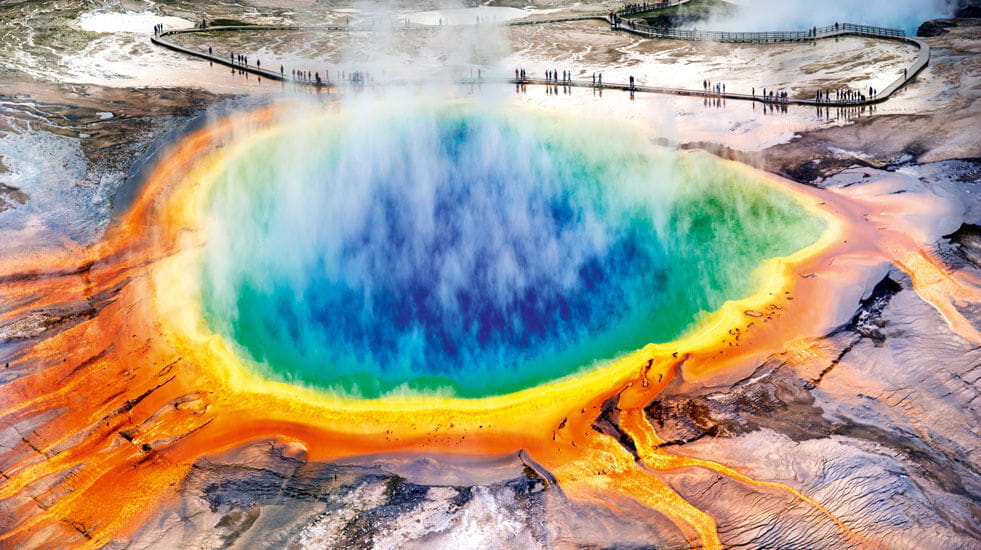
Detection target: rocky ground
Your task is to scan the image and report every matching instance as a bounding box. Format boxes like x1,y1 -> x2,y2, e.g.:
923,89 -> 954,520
1,3 -> 980,550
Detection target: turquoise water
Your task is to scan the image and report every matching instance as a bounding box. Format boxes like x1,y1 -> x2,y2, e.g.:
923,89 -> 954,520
199,105 -> 824,398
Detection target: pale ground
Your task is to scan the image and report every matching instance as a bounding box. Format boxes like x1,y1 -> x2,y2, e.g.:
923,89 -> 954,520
0,1 -> 979,549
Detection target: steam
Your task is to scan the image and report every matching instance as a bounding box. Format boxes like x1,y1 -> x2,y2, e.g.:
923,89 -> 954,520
202,101 -> 674,385
188,1 -> 830,398
705,0 -> 956,34
195,96 -> 824,398
276,1 -> 511,92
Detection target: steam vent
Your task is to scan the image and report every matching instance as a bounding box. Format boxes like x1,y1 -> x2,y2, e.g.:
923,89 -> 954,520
0,1 -> 979,549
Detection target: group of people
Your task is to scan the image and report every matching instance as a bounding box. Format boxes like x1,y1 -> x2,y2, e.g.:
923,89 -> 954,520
758,88 -> 790,102
615,2 -> 671,17
202,42 -> 891,106
231,53 -> 247,65
699,79 -> 886,105
815,86 -> 877,104
292,69 -> 324,84
152,24 -> 165,35
544,69 -> 573,83
226,48 -> 377,86
513,68 -> 616,89
703,80 -> 726,95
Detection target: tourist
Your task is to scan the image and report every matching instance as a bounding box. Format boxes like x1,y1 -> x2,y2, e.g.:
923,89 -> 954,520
598,73 -> 602,86
629,75 -> 635,89
281,65 -> 284,75
208,46 -> 212,56
592,73 -> 596,85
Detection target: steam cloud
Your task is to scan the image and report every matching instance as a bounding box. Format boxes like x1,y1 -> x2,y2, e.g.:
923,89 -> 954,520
196,98 -> 823,398
706,0 -> 956,34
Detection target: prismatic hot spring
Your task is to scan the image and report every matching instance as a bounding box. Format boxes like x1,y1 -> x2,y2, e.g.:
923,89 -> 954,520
196,102 -> 823,398
3,100 -> 888,548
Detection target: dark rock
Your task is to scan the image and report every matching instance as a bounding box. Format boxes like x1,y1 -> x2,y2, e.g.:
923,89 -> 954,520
954,0 -> 981,18
833,274 -> 904,343
591,393 -> 638,458
944,222 -> 981,267
646,361 -> 834,445
918,19 -> 957,37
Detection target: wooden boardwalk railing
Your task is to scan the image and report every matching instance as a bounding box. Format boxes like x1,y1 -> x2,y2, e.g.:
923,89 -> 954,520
617,21 -> 908,43
614,0 -> 692,18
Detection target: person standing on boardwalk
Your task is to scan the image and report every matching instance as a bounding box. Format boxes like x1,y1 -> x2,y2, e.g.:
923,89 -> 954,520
629,75 -> 635,90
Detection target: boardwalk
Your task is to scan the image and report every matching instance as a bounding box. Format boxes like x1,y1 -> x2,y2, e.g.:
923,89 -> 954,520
150,13 -> 928,107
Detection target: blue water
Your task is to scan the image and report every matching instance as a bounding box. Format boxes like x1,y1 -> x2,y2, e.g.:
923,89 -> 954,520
200,106 -> 824,398
703,0 -> 952,35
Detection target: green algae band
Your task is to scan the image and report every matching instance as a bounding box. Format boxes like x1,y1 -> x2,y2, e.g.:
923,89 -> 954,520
199,103 -> 824,398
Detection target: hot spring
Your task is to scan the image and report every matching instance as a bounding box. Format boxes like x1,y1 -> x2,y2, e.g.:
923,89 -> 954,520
197,102 -> 825,398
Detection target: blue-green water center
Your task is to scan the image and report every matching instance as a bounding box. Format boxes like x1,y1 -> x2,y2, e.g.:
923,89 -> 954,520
200,104 -> 824,398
